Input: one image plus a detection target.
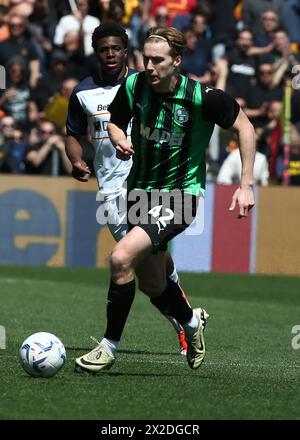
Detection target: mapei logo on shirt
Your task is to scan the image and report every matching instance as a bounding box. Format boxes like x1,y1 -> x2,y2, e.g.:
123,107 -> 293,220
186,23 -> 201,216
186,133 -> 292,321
174,107 -> 189,124
140,123 -> 185,146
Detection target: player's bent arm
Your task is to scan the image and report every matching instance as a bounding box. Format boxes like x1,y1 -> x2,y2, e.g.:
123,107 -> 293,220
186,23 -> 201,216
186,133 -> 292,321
59,143 -> 73,175
229,108 -> 256,216
107,121 -> 127,145
230,108 -> 255,189
65,135 -> 84,164
107,122 -> 134,161
65,135 -> 91,181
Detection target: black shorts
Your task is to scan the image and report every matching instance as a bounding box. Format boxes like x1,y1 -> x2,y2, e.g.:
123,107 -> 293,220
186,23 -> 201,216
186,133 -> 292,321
127,189 -> 198,252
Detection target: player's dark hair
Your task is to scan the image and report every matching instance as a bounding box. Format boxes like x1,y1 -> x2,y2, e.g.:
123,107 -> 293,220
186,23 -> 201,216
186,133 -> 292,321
92,22 -> 128,51
145,27 -> 186,58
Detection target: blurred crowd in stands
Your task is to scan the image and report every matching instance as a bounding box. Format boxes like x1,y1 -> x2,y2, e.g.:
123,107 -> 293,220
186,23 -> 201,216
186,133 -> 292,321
1,0 -> 300,185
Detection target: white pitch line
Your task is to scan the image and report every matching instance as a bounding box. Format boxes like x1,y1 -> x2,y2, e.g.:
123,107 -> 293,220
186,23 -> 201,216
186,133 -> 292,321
0,278 -> 58,285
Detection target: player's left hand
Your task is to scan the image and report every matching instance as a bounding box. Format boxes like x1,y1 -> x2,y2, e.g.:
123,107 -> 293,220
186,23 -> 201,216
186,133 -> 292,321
229,186 -> 255,218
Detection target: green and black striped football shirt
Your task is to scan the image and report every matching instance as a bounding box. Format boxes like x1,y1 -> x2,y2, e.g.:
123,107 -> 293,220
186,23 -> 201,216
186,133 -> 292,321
108,72 -> 240,196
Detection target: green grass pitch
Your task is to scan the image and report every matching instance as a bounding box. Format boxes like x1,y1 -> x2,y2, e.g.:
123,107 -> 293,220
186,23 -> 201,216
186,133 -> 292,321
0,265 -> 300,420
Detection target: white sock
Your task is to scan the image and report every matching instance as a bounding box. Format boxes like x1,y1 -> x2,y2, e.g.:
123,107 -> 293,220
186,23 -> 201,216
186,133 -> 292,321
101,337 -> 119,356
182,311 -> 198,336
163,313 -> 183,333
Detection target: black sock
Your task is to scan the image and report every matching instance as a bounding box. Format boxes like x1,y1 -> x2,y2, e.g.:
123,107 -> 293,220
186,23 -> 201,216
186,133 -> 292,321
104,279 -> 135,341
151,278 -> 193,325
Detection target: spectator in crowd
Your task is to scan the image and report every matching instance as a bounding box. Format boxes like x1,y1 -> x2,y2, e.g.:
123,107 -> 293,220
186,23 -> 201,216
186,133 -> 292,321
224,28 -> 257,97
208,0 -> 238,60
254,10 -> 279,48
276,123 -> 300,185
149,0 -> 197,25
283,0 -> 300,45
191,7 -> 212,42
47,0 -> 73,23
242,0 -> 283,35
108,0 -> 127,27
128,1 -> 150,57
258,99 -> 282,179
217,128 -> 269,186
181,26 -> 211,83
31,49 -> 72,114
171,4 -> 213,37
54,0 -> 100,56
291,89 -> 300,130
0,115 -> 27,173
89,0 -> 111,22
206,58 -> 230,166
0,5 -> 9,42
0,56 -> 38,129
60,30 -> 90,80
132,3 -> 171,70
44,77 -> 79,129
122,0 -> 139,25
26,120 -> 72,175
171,2 -> 212,31
148,3 -> 169,29
270,28 -> 300,87
209,57 -> 229,91
27,0 -> 57,73
107,0 -> 133,52
243,62 -> 283,128
174,7 -> 213,78
28,0 -> 56,42
8,0 -> 35,17
0,14 -> 40,88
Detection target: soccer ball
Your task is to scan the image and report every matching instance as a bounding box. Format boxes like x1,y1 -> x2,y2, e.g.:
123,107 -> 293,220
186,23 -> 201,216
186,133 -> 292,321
19,332 -> 66,378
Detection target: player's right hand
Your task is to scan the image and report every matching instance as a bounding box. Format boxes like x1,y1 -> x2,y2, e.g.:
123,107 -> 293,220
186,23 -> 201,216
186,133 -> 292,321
115,140 -> 134,161
229,186 -> 255,218
72,160 -> 91,182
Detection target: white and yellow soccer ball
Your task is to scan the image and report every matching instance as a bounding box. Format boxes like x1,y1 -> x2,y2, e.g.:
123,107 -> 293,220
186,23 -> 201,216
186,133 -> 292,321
19,332 -> 66,378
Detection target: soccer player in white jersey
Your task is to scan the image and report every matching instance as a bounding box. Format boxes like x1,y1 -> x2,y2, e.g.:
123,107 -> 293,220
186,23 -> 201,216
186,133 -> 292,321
65,23 -> 189,355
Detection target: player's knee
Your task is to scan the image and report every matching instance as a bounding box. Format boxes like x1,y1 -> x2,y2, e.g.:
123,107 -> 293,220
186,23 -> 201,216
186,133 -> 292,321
110,247 -> 131,272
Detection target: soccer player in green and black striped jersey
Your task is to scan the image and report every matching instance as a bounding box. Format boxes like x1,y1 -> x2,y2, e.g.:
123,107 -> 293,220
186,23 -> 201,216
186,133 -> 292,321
75,27 -> 256,374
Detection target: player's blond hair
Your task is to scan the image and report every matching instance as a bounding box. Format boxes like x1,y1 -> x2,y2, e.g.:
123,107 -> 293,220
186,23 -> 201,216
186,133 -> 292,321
145,27 -> 186,58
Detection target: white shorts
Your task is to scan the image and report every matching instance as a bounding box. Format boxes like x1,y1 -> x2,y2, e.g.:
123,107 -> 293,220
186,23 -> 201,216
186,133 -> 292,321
96,190 -> 128,242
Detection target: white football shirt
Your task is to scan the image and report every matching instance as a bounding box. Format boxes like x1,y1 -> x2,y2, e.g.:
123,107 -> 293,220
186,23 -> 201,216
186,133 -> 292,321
66,69 -> 134,198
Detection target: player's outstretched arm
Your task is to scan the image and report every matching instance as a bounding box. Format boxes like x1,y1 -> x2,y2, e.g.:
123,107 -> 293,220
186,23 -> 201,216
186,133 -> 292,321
107,121 -> 134,161
65,135 -> 91,182
229,108 -> 256,218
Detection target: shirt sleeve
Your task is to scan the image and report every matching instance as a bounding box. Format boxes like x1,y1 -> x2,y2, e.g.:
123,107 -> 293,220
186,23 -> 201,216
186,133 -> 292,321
108,80 -> 133,128
201,85 -> 240,129
27,41 -> 39,62
66,91 -> 88,136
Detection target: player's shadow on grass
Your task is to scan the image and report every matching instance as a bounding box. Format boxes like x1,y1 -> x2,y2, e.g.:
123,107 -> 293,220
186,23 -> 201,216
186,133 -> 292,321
66,347 -> 178,356
118,349 -> 178,356
101,371 -> 186,377
74,370 -> 210,378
